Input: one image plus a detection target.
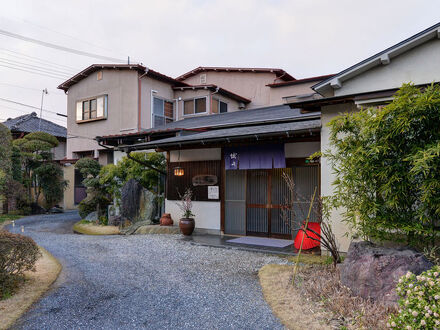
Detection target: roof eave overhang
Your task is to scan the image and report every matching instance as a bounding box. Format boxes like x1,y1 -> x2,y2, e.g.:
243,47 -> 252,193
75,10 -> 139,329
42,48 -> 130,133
121,127 -> 321,152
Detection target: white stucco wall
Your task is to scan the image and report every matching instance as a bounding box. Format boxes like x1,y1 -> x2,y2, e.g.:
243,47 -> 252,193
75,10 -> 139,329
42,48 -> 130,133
335,38 -> 440,97
285,141 -> 320,158
321,103 -> 358,252
165,199 -> 221,233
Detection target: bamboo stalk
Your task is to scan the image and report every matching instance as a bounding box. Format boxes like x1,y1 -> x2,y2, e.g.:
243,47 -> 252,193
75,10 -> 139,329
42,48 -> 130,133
292,186 -> 317,285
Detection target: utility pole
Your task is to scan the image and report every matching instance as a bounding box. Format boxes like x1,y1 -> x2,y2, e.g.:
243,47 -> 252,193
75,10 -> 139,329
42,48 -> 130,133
38,88 -> 48,131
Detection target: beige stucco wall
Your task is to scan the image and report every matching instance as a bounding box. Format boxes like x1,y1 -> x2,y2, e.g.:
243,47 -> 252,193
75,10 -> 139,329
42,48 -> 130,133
62,164 -> 75,210
66,69 -> 139,159
268,82 -> 317,106
52,140 -> 66,160
321,102 -> 358,252
182,71 -> 278,109
334,38 -> 440,97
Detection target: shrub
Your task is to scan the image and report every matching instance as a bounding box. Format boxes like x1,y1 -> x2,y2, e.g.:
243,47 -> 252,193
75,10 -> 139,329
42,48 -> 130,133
388,266 -> 440,329
78,199 -> 98,219
326,84 -> 440,248
0,230 -> 41,297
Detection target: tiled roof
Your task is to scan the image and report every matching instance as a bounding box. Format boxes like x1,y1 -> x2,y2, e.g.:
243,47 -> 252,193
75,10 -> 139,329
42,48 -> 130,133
129,119 -> 321,149
176,66 -> 295,81
2,112 -> 67,138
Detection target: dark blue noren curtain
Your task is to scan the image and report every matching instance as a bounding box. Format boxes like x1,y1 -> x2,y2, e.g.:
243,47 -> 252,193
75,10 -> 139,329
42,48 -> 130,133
224,144 -> 285,170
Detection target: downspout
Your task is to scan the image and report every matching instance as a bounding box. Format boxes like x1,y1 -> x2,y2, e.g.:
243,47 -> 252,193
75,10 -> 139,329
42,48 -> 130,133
138,69 -> 149,131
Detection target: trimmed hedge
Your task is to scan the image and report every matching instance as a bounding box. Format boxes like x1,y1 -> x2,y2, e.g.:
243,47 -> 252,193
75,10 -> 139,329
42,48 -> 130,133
0,230 -> 41,298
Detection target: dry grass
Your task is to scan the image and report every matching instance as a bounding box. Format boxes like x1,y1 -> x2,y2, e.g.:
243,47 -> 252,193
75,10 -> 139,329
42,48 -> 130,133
296,265 -> 396,329
259,264 -> 335,330
261,262 -> 396,329
0,247 -> 62,330
73,221 -> 120,235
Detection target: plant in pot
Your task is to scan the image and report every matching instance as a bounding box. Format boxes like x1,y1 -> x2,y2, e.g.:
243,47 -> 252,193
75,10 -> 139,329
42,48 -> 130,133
176,188 -> 195,235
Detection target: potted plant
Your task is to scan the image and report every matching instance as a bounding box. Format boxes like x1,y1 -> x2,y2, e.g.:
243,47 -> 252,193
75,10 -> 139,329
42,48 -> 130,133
176,188 -> 195,235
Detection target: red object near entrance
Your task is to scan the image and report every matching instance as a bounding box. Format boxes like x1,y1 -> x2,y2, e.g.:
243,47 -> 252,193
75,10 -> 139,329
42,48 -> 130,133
294,222 -> 321,250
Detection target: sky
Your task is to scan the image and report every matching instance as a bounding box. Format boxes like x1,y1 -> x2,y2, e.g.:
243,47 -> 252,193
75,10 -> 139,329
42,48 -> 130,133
0,0 -> 439,127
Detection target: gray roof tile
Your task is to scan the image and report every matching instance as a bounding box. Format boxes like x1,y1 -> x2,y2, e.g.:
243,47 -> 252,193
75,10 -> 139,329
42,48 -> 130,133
2,112 -> 66,138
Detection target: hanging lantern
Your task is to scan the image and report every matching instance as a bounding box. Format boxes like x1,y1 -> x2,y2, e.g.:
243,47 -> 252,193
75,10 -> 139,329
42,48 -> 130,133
174,166 -> 184,176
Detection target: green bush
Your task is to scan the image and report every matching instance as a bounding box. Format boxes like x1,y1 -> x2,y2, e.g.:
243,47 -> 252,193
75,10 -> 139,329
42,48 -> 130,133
78,199 -> 97,219
326,84 -> 440,247
0,230 -> 41,298
388,266 -> 440,328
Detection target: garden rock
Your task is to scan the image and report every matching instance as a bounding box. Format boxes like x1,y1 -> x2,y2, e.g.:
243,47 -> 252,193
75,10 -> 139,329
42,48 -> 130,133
121,179 -> 155,223
340,241 -> 433,304
84,211 -> 98,222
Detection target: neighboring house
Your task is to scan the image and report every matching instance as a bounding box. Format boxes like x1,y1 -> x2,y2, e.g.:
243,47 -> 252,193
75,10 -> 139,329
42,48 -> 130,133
175,66 -> 333,109
284,21 -> 440,251
99,22 -> 440,253
58,63 -> 330,209
2,112 -> 67,160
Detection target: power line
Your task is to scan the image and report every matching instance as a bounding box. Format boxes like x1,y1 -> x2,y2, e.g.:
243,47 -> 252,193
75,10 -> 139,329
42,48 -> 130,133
0,97 -> 66,116
1,15 -> 130,60
0,48 -> 81,72
0,104 -> 66,126
0,63 -> 67,80
0,58 -> 72,77
0,28 -> 126,63
0,83 -> 66,95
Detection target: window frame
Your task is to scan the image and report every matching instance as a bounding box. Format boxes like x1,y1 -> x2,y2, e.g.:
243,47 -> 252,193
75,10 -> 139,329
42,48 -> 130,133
76,95 -> 108,123
212,98 -> 228,114
151,96 -> 174,128
182,96 -> 208,117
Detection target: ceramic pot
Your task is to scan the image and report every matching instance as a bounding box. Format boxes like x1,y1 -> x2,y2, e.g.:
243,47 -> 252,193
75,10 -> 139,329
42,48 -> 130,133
160,213 -> 173,226
179,218 -> 195,236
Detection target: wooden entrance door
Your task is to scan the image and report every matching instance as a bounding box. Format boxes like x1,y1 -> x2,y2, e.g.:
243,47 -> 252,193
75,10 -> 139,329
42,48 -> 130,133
246,169 -> 292,239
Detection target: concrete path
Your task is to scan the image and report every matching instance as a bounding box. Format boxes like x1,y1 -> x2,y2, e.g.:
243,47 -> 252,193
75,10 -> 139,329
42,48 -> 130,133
7,212 -> 283,329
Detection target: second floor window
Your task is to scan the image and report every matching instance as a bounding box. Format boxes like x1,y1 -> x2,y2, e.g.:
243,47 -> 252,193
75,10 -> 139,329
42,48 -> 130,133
76,95 -> 107,122
184,97 -> 207,116
153,97 -> 174,128
212,99 -> 228,114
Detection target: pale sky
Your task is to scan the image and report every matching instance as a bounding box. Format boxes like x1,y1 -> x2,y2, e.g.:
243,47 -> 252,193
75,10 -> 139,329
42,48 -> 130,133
0,0 -> 439,127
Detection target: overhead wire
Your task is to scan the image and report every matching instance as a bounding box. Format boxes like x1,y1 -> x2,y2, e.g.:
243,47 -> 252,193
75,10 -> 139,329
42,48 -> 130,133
0,104 -> 66,126
0,48 -> 82,72
0,58 -> 72,77
0,63 -> 67,80
0,96 -> 66,116
0,28 -> 126,63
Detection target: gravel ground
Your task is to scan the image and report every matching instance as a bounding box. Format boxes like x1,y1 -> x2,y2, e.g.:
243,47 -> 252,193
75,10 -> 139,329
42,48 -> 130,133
7,212 -> 286,329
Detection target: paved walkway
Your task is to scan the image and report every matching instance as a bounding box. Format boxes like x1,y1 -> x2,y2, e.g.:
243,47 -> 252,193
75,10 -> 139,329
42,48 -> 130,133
7,212 -> 284,329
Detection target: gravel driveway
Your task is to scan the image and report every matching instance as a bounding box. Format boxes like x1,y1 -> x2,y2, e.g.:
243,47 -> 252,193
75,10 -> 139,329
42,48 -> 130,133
7,212 -> 285,329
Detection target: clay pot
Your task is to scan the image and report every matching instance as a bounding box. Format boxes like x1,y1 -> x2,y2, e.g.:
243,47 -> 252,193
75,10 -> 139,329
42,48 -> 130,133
160,213 -> 173,226
179,218 -> 195,236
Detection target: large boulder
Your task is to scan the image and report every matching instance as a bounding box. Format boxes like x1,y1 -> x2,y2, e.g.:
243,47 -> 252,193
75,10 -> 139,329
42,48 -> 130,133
340,241 -> 433,304
120,179 -> 155,223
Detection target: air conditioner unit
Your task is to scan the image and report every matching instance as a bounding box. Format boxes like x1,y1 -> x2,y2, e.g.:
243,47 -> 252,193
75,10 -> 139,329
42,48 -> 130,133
238,102 -> 245,109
